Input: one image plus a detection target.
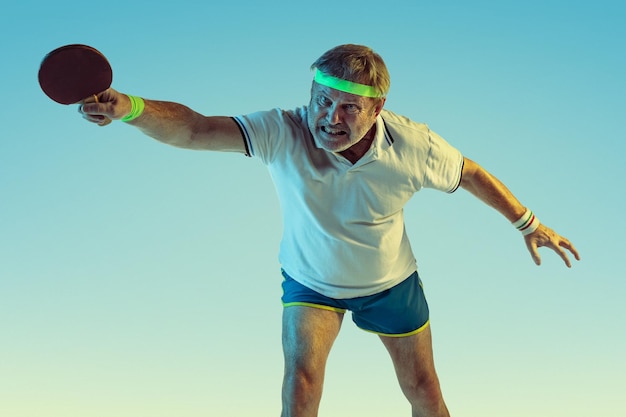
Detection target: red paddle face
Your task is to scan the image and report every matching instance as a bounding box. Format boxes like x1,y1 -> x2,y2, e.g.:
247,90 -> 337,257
38,44 -> 112,105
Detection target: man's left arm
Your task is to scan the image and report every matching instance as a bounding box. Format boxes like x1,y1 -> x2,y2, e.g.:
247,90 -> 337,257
459,157 -> 580,267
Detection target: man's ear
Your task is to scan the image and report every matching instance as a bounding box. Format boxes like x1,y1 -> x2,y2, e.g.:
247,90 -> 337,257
373,98 -> 386,116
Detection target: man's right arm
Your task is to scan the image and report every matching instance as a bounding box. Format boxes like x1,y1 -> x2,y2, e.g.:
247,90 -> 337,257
80,88 -> 247,153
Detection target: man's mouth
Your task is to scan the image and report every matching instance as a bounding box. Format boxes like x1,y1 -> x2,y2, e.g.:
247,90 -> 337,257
321,126 -> 347,136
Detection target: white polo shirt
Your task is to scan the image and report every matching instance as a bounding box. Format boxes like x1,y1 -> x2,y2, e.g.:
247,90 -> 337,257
234,107 -> 464,299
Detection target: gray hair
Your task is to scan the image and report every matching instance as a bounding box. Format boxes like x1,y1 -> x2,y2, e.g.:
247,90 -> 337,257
311,44 -> 390,98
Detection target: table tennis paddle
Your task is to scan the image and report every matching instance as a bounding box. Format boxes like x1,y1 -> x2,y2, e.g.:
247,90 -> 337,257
38,44 -> 113,124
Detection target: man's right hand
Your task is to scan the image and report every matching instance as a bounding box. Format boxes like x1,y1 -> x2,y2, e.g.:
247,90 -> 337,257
79,88 -> 131,126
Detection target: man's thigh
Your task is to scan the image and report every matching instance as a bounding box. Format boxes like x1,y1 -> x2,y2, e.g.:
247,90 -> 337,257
282,305 -> 344,367
379,325 -> 440,387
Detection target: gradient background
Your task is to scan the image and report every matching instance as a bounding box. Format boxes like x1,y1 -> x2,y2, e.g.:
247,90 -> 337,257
1,1 -> 624,416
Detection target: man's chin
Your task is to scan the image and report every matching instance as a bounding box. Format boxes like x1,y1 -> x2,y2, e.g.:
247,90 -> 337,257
313,135 -> 351,153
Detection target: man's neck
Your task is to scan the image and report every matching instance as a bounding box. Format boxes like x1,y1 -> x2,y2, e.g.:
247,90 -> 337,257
339,125 -> 376,164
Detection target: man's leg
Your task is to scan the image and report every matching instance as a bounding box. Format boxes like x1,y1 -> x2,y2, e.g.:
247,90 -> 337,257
380,325 -> 450,417
281,306 -> 344,417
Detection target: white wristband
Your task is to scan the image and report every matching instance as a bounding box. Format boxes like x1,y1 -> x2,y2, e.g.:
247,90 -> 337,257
513,209 -> 540,236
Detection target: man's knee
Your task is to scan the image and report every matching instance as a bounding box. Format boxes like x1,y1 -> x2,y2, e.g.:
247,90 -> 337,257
281,363 -> 326,417
283,356 -> 325,389
283,367 -> 321,392
397,374 -> 449,416
402,376 -> 443,403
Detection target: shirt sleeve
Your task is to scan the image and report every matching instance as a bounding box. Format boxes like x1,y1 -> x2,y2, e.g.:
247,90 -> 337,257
232,108 -> 293,165
423,128 -> 465,193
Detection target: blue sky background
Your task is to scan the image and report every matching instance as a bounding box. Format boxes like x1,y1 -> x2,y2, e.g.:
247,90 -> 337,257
1,1 -> 624,416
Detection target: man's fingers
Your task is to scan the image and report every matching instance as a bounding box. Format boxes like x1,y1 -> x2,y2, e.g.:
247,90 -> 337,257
526,240 -> 541,266
80,101 -> 104,115
559,240 -> 581,261
79,105 -> 110,126
527,230 -> 580,268
555,246 -> 572,268
551,237 -> 579,267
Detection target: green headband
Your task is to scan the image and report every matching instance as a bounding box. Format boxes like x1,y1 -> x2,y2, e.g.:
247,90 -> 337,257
313,69 -> 384,98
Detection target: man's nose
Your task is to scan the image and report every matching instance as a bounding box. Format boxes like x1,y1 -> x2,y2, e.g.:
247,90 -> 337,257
326,104 -> 341,124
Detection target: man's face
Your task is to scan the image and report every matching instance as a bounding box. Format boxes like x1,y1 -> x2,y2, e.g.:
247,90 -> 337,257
307,82 -> 384,153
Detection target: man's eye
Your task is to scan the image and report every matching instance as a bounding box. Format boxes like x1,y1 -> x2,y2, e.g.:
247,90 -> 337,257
317,96 -> 331,107
344,104 -> 359,114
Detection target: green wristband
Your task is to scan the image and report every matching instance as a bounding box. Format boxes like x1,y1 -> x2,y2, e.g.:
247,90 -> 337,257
121,95 -> 145,122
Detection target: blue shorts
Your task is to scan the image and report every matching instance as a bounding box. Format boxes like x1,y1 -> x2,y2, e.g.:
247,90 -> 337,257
281,270 -> 430,337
